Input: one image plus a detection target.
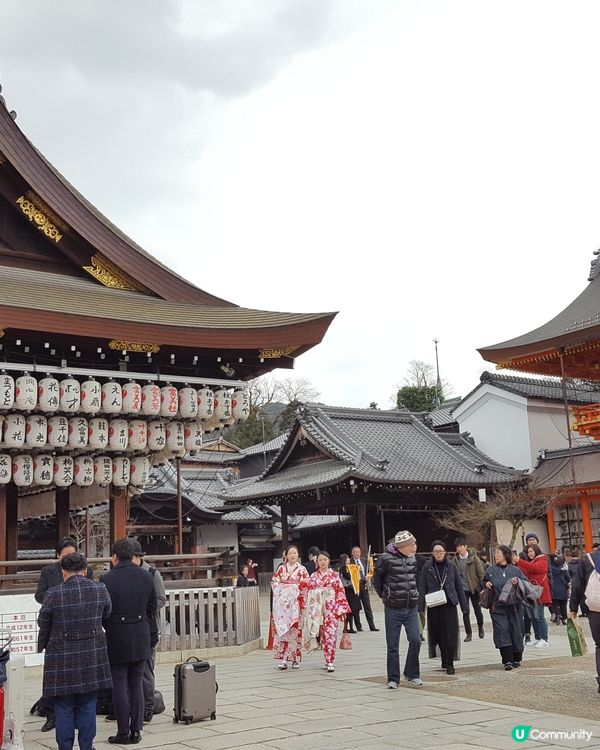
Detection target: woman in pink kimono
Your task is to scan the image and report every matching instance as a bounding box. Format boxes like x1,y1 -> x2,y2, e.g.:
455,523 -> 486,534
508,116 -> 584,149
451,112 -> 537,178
309,551 -> 351,672
271,545 -> 310,669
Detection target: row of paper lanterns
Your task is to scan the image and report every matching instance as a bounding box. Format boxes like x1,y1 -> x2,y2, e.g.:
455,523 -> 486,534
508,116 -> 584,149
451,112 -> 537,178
0,373 -> 250,421
0,454 -> 151,488
0,415 -> 208,452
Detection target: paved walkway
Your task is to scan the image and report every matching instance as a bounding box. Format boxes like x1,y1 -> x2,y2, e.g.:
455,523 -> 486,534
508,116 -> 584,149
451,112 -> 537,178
23,606 -> 600,750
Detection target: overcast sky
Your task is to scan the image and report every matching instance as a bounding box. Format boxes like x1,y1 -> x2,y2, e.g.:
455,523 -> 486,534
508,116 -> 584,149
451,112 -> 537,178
1,1 -> 599,408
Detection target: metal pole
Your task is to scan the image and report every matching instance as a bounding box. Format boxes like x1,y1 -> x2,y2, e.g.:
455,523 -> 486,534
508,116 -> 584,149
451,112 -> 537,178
176,457 -> 183,555
559,350 -> 582,550
433,338 -> 441,407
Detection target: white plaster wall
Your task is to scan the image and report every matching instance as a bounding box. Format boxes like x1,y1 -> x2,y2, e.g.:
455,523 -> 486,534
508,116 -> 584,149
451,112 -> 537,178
527,402 -> 591,465
452,386 -> 531,469
494,518 -> 549,551
195,524 -> 238,552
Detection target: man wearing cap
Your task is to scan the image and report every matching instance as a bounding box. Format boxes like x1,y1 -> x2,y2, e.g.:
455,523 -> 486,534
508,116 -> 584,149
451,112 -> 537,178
373,530 -> 422,689
131,540 -> 166,723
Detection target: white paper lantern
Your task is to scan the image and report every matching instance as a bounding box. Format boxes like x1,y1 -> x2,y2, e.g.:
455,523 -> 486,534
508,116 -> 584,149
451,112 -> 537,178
26,415 -> 47,448
184,422 -> 203,451
214,388 -> 232,422
147,421 -> 166,450
178,387 -> 198,419
74,455 -> 94,487
88,418 -> 109,450
59,377 -> 81,412
141,384 -> 161,416
101,380 -> 122,414
94,455 -> 112,486
15,374 -> 37,410
53,455 -> 74,487
109,418 -> 129,451
112,456 -> 130,487
197,388 -> 214,420
0,454 -> 11,484
160,385 -> 178,418
128,420 -> 148,450
33,454 -> 54,486
80,379 -> 101,414
0,373 -> 15,410
130,456 -> 151,486
38,376 -> 60,412
122,381 -> 142,414
68,417 -> 88,449
3,414 -> 26,448
13,454 -> 33,486
166,421 -> 184,451
202,412 -> 222,434
232,389 -> 250,422
48,415 -> 69,448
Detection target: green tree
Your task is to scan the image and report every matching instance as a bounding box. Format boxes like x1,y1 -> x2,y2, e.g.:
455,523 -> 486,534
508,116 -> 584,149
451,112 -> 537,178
396,360 -> 445,411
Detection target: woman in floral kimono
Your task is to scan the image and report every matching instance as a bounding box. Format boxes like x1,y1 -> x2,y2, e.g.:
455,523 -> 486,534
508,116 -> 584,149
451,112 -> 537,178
271,545 -> 310,669
309,551 -> 351,672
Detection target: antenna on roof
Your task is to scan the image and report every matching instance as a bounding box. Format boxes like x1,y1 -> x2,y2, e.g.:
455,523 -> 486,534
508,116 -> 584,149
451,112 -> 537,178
433,338 -> 442,408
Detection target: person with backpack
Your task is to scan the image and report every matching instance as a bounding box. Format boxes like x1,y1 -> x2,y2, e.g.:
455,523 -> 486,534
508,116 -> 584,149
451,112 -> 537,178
570,547 -> 600,693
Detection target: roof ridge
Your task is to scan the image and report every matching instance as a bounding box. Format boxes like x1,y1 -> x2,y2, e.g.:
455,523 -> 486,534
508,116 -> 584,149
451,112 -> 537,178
409,416 -> 489,474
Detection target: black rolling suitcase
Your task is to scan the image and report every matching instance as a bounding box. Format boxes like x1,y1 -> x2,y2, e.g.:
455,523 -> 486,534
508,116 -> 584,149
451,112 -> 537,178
173,657 -> 217,724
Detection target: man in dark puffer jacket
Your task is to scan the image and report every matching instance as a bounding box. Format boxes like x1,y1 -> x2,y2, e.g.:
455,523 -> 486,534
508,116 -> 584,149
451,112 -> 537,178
373,530 -> 422,689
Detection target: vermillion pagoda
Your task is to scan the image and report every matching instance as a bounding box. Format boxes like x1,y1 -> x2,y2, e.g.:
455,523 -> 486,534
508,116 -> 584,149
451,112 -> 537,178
0,86 -> 335,561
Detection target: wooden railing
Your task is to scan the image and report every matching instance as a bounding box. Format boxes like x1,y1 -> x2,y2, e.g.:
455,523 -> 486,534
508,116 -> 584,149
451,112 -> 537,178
157,585 -> 260,651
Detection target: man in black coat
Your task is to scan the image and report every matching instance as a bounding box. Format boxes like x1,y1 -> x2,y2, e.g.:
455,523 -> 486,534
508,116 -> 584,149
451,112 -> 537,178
304,546 -> 319,575
34,537 -> 94,733
350,546 -> 379,631
570,548 -> 600,693
101,538 -> 157,745
37,552 -> 112,750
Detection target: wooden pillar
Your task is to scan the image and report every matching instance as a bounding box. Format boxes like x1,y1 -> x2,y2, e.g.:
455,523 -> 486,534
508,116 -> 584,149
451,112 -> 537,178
0,485 -> 18,576
55,488 -> 71,541
546,507 -> 557,554
582,497 -> 593,552
380,508 -> 386,552
109,486 -> 128,543
358,502 -> 368,554
280,503 -> 289,552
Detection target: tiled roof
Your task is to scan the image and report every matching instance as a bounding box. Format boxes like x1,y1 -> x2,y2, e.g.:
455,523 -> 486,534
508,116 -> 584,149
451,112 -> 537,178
184,451 -> 240,465
222,403 -> 523,500
242,433 -> 289,456
289,514 -> 353,530
144,465 -> 226,514
461,371 -> 600,405
426,398 -> 461,427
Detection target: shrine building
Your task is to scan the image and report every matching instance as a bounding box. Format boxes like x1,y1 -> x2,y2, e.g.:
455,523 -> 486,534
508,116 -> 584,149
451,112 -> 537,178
0,88 -> 335,562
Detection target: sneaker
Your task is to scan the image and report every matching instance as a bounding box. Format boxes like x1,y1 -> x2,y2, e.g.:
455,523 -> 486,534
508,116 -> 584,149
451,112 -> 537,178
387,681 -> 398,689
504,663 -> 513,671
535,640 -> 550,649
278,661 -> 288,670
143,710 -> 153,723
464,634 -> 472,642
525,639 -> 539,647
291,662 -> 300,669
327,664 -> 335,672
404,676 -> 423,687
511,661 -> 521,668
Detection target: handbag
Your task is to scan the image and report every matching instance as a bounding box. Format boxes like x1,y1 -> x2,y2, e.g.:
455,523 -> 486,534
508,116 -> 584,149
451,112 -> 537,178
479,587 -> 493,609
339,632 -> 352,650
425,589 -> 447,608
566,617 -> 588,657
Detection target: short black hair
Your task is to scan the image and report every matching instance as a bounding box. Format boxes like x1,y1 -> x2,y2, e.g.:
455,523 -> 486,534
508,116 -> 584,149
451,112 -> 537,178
56,537 -> 77,555
60,552 -> 88,573
112,538 -> 135,561
317,550 -> 331,560
308,546 -> 320,557
454,536 -> 467,548
432,540 -> 447,551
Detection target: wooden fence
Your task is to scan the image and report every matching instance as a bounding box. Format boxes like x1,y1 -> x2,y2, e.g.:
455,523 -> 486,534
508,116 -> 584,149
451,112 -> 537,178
156,584 -> 260,651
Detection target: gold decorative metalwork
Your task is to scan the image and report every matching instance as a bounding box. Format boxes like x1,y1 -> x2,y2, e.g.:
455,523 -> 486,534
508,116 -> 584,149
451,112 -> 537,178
108,340 -> 160,354
83,254 -> 152,295
24,191 -> 68,232
16,195 -> 64,243
0,329 -> 4,338
259,346 -> 298,359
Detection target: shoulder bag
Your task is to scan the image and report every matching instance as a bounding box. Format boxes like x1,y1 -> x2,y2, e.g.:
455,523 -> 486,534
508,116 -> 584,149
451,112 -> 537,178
425,566 -> 448,608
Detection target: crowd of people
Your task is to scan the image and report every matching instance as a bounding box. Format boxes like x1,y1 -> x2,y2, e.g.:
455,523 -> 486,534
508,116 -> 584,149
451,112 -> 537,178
269,530 -> 600,695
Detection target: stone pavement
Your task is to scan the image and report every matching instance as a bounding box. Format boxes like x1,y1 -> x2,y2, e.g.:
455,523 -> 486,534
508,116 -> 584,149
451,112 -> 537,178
22,606 -> 600,750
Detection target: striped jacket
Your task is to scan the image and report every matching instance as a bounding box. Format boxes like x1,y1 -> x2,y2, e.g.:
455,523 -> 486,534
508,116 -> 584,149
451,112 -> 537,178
38,575 -> 113,697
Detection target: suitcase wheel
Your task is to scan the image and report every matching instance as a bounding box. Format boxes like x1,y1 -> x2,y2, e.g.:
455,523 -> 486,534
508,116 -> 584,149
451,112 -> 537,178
211,712 -> 216,721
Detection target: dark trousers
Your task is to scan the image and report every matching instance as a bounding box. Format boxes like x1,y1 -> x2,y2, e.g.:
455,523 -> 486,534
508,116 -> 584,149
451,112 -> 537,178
462,590 -> 484,635
112,660 -> 145,736
588,611 -> 600,685
524,610 -> 531,636
499,645 -> 523,666
384,606 -> 421,683
142,648 -> 156,713
356,583 -> 376,629
54,691 -> 97,750
551,599 -> 568,621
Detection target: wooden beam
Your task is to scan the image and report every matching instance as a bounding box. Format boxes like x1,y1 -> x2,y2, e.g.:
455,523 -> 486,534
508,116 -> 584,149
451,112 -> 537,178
109,486 -> 128,542
357,502 -> 368,554
0,485 -> 18,576
281,503 -> 289,552
55,488 -> 70,541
